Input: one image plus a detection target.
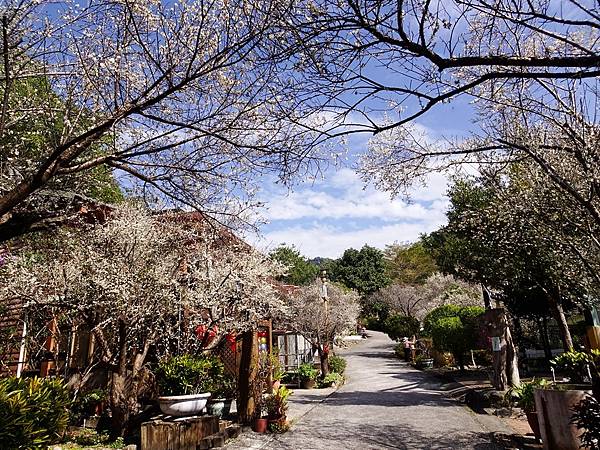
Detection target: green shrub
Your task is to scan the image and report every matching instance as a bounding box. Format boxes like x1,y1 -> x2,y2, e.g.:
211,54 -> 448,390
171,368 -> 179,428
551,350 -> 595,384
155,354 -> 224,396
424,304 -> 485,370
67,427 -> 110,446
297,363 -> 318,381
382,314 -> 420,342
320,372 -> 343,387
328,355 -> 347,375
0,376 -> 71,449
573,395 -> 600,450
70,388 -> 106,424
506,378 -> 550,412
394,343 -> 404,359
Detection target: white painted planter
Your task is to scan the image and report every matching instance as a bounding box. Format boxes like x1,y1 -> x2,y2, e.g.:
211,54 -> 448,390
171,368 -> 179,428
158,393 -> 211,417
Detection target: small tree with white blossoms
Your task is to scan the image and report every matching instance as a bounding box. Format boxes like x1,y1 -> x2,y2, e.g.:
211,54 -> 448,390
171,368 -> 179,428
285,281 -> 360,376
0,203 -> 285,435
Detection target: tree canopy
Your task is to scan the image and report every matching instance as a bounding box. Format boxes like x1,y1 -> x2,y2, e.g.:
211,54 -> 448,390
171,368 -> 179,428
328,245 -> 391,297
269,244 -> 318,286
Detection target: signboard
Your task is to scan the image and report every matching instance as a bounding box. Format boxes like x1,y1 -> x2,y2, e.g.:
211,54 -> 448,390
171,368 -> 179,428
492,337 -> 501,352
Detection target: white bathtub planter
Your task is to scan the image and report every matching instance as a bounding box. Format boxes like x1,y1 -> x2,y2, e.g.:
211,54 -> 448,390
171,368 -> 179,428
158,393 -> 211,417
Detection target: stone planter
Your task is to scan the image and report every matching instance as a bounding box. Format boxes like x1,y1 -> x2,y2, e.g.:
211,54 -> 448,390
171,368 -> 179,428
158,393 -> 211,417
415,358 -> 434,369
534,385 -> 591,450
206,398 -> 233,418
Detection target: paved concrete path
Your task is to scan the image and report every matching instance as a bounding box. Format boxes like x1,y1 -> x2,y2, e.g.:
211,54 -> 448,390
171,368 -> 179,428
225,331 -> 509,449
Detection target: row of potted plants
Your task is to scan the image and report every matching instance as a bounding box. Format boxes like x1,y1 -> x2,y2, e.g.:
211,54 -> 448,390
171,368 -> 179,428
296,355 -> 347,389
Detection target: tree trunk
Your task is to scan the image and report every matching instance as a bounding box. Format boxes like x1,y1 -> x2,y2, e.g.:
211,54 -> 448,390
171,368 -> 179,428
539,317 -> 553,361
317,345 -> 329,377
481,284 -> 492,310
484,308 -> 520,390
237,330 -> 259,424
547,294 -> 573,352
505,322 -> 521,388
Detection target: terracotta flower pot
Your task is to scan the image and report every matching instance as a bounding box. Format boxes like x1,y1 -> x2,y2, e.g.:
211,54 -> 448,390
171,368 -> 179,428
254,418 -> 268,433
300,379 -> 315,389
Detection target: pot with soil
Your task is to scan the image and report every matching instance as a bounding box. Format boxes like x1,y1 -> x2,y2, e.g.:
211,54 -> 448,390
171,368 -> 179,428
155,354 -> 218,417
298,363 -> 318,390
506,378 -> 548,442
253,417 -> 268,433
534,384 -> 591,450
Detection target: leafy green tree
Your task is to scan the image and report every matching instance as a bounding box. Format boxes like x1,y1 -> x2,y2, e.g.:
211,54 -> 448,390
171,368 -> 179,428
423,174 -> 592,352
269,244 -> 318,286
384,242 -> 437,285
382,314 -> 420,342
329,245 -> 391,297
424,305 -> 485,370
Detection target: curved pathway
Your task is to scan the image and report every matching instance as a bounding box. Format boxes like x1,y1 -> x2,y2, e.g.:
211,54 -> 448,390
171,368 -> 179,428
227,331 -> 506,449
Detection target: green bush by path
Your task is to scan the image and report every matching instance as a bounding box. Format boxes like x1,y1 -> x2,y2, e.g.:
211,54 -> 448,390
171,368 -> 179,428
383,314 -> 420,342
328,355 -> 347,375
0,376 -> 71,449
424,304 -> 485,370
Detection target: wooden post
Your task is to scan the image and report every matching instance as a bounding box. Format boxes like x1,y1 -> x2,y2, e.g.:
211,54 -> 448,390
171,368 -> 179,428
237,330 -> 258,424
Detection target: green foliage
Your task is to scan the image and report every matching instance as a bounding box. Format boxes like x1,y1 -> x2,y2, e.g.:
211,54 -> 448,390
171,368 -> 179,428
328,355 -> 347,375
319,372 -> 344,387
66,428 -> 111,446
156,354 -> 225,396
394,343 -> 405,359
267,420 -> 290,433
573,395 -> 600,450
297,363 -> 319,381
551,350 -> 595,383
424,304 -> 485,369
2,76 -> 124,205
0,376 -> 71,449
269,245 -> 318,286
384,242 -> 437,285
506,378 -> 550,412
268,352 -> 285,381
382,314 -> 420,342
329,245 -> 391,296
70,389 -> 106,424
264,386 -> 292,418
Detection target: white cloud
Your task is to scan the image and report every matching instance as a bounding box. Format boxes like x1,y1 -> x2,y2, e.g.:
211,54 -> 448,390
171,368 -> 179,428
252,217 -> 447,259
262,170 -> 449,223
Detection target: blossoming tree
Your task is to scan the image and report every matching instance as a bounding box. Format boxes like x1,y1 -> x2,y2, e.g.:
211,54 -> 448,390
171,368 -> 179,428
0,204 -> 286,435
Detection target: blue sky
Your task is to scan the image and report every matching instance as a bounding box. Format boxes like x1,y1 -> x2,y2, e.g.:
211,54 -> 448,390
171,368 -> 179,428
250,96 -> 476,258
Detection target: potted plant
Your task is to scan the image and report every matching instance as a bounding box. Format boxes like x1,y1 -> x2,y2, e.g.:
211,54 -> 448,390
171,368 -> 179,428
207,374 -> 237,418
297,363 -> 318,389
264,385 -> 291,427
414,354 -> 434,369
533,350 -> 595,450
507,378 -> 549,442
155,354 -> 218,416
253,398 -> 268,433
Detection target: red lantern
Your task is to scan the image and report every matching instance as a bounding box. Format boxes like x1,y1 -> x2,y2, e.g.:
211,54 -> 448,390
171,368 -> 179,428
226,332 -> 236,352
194,324 -> 219,347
